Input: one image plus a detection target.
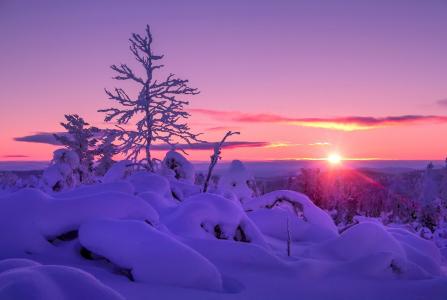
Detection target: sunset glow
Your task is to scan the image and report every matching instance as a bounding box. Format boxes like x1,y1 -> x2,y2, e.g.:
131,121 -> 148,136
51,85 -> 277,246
1,1 -> 447,162
327,153 -> 342,165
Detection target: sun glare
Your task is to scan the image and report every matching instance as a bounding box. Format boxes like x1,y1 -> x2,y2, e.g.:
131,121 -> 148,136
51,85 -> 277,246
327,153 -> 342,165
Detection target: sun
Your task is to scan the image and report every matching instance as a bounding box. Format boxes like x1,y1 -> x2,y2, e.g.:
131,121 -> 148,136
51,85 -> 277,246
327,153 -> 342,165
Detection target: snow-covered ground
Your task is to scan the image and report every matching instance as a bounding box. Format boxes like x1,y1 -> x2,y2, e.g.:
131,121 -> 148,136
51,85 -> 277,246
1,156 -> 446,299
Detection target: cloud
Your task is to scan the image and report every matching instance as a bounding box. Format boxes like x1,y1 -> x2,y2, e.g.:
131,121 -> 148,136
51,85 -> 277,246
152,141 -> 270,151
13,133 -> 272,150
436,99 -> 447,107
153,141 -> 329,150
14,132 -> 65,145
190,108 -> 447,131
204,126 -> 240,132
2,154 -> 29,158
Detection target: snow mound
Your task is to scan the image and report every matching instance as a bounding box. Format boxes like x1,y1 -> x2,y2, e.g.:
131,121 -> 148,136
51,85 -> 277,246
248,208 -> 338,243
78,219 -> 223,291
328,251 -> 431,280
161,150 -> 195,183
388,227 -> 443,276
0,258 -> 40,273
244,190 -> 338,236
165,193 -> 268,247
218,160 -> 257,203
0,263 -> 123,300
307,222 -> 406,261
128,171 -> 172,197
302,222 -> 435,279
102,160 -> 132,183
169,179 -> 201,201
0,188 -> 158,258
53,180 -> 134,198
138,191 -> 177,214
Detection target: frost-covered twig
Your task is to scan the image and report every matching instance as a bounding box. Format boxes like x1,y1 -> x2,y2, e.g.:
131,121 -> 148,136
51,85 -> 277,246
203,131 -> 240,192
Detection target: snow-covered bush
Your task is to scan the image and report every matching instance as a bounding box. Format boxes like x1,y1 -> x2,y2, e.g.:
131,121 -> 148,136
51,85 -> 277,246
164,193 -> 268,247
40,149 -> 80,192
79,219 -> 223,291
244,190 -> 338,242
54,114 -> 99,184
218,160 -> 257,203
161,150 -> 195,183
0,261 -> 124,300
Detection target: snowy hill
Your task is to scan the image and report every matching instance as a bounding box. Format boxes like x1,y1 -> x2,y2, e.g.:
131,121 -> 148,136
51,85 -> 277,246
0,157 -> 446,299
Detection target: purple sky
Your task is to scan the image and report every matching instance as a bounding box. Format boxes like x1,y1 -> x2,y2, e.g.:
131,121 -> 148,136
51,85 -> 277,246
1,0 -> 447,161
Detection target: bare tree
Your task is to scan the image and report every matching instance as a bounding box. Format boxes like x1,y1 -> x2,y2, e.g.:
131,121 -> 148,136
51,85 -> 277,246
99,25 -> 201,171
203,131 -> 240,192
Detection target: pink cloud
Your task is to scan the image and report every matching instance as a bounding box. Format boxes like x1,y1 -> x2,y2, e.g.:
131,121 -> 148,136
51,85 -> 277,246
190,109 -> 447,131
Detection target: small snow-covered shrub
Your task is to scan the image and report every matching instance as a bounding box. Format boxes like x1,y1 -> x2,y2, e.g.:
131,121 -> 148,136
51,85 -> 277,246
161,150 -> 195,183
0,261 -> 124,300
164,193 -> 268,247
54,114 -> 100,185
218,160 -> 257,203
79,219 -> 223,291
244,190 -> 338,239
41,149 -> 81,192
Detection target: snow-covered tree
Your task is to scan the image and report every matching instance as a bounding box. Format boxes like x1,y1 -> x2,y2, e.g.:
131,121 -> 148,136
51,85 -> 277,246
54,114 -> 99,183
99,25 -> 201,171
94,130 -> 119,177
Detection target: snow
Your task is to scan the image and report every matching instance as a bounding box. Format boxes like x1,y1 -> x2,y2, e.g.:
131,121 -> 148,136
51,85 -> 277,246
248,208 -> 338,244
164,193 -> 268,247
102,160 -> 132,183
78,219 -> 223,291
218,160 -> 257,203
40,149 -> 80,192
0,262 -> 124,300
128,171 -> 172,198
0,188 -> 158,258
244,190 -> 338,243
161,150 -> 195,183
53,180 -> 134,198
1,158 -> 447,299
305,222 -> 406,261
